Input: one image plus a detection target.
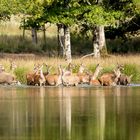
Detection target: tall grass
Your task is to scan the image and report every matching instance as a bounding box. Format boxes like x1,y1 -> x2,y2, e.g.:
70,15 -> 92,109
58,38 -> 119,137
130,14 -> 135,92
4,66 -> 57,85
0,55 -> 140,84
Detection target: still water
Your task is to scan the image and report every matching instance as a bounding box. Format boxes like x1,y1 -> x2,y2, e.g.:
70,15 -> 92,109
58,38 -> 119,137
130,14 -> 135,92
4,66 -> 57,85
0,85 -> 140,140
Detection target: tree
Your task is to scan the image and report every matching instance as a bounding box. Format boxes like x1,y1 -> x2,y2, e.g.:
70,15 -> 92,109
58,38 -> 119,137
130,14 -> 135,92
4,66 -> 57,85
0,0 -> 16,21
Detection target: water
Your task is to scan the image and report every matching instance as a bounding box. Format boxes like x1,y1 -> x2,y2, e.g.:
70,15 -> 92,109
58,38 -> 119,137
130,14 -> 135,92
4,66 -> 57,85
0,85 -> 140,140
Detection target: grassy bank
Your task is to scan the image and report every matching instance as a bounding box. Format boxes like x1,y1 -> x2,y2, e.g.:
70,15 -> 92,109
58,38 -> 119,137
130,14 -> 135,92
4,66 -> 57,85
0,55 -> 140,84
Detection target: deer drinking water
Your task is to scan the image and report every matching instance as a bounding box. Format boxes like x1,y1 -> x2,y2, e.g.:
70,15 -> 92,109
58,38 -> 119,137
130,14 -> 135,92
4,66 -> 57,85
117,74 -> 133,85
98,64 -> 124,86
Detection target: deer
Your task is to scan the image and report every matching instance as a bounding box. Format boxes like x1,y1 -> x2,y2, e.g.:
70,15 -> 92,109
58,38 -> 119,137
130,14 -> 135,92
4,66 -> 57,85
0,71 -> 19,85
26,64 -> 41,85
33,64 -> 46,86
0,64 -> 5,73
77,63 -> 90,84
117,74 -> 133,85
45,65 -> 62,86
10,61 -> 17,72
98,64 -> 124,86
62,67 -> 79,86
90,64 -> 102,86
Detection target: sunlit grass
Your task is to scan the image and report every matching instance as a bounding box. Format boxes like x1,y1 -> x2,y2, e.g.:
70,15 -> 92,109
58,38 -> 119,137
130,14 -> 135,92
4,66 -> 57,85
0,55 -> 140,83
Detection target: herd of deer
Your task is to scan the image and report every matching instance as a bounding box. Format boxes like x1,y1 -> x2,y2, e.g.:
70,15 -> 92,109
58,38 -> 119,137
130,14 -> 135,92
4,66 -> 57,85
0,61 -> 133,87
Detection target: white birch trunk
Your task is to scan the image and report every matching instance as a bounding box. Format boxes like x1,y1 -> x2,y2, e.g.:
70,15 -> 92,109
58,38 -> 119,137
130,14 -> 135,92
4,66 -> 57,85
64,26 -> 72,63
93,25 -> 107,58
93,26 -> 100,58
57,24 -> 64,56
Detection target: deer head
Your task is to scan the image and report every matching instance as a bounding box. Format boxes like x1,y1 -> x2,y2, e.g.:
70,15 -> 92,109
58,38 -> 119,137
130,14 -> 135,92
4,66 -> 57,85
0,64 -> 5,72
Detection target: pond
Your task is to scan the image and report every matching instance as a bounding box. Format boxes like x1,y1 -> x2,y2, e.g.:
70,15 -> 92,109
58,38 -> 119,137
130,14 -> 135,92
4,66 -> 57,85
0,85 -> 140,140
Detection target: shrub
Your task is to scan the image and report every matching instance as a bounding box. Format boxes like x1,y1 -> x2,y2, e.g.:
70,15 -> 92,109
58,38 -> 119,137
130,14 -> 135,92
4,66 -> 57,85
14,67 -> 29,84
123,64 -> 140,82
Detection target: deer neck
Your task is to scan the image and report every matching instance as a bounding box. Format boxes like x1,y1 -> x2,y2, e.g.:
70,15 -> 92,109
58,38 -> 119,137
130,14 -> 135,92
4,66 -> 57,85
40,69 -> 45,79
92,67 -> 101,80
79,67 -> 84,74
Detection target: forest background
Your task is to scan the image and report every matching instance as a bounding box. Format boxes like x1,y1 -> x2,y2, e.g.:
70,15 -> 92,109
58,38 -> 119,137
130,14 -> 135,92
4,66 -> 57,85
1,0 -> 140,83
0,0 -> 140,60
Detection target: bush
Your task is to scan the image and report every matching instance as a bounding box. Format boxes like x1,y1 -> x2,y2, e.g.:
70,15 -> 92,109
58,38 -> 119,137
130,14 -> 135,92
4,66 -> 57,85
14,67 -> 29,84
123,64 -> 140,81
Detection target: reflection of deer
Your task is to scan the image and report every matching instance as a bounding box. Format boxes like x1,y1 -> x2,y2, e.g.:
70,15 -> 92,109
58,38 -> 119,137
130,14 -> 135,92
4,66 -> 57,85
90,64 -> 102,86
77,63 -> 90,84
99,64 -> 123,86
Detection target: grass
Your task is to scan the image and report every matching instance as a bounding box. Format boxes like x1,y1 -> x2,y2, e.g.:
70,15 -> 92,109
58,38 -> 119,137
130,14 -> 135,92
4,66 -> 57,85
0,55 -> 140,84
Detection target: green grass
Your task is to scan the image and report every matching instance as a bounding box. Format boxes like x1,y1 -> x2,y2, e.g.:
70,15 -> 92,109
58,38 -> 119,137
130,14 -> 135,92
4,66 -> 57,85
123,64 -> 140,81
14,67 -> 29,84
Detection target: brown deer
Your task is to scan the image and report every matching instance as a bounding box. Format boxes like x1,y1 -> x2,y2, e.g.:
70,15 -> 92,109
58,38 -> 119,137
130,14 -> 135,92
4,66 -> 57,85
77,63 -> 90,84
117,74 -> 133,85
33,65 -> 46,86
98,64 -> 124,86
45,65 -> 62,86
90,64 -> 102,86
26,64 -> 41,85
0,71 -> 19,85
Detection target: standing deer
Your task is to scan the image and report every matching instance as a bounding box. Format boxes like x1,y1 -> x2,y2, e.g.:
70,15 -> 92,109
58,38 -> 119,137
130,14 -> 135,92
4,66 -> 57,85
90,64 -> 102,86
98,64 -> 124,86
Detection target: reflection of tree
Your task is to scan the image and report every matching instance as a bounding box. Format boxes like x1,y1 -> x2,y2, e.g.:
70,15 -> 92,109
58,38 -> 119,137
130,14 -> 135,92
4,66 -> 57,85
39,87 -> 45,140
59,87 -> 71,140
96,91 -> 105,140
0,86 -> 140,140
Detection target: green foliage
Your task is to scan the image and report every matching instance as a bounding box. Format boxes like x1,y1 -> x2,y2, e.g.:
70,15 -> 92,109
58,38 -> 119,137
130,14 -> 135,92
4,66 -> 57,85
101,66 -> 114,75
123,64 -> 140,81
14,67 -> 29,84
0,0 -> 14,21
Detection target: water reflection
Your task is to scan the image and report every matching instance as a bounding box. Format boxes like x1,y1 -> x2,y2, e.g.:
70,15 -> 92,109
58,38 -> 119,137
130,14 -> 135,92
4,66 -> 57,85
59,88 -> 71,140
0,86 -> 139,140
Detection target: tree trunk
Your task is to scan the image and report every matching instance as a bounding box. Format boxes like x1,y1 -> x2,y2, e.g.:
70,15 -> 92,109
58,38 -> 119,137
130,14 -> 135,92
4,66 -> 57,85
22,19 -> 25,39
31,27 -> 38,44
42,24 -> 47,51
93,25 -> 107,58
57,24 -> 64,56
64,25 -> 72,63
